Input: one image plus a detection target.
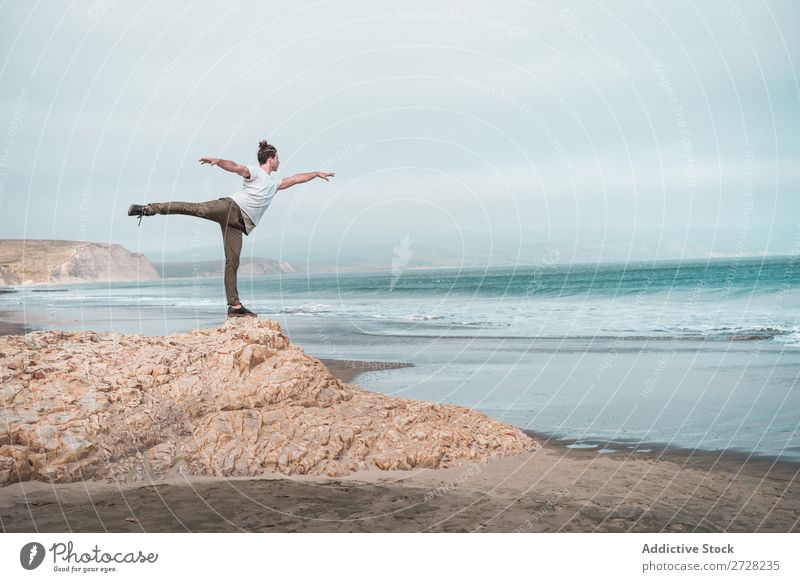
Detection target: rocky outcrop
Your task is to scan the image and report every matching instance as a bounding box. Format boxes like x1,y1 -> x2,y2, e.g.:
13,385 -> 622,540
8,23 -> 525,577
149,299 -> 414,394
0,240 -> 160,286
0,319 -> 537,485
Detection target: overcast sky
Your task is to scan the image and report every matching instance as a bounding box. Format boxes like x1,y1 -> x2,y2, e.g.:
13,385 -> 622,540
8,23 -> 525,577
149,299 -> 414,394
0,0 -> 798,268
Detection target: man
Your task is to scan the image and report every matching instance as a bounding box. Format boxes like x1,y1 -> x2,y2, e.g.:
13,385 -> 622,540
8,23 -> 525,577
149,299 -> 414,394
128,140 -> 334,317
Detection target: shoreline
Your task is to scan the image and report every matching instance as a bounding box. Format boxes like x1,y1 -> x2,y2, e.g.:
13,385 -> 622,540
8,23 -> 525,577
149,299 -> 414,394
523,430 -> 800,473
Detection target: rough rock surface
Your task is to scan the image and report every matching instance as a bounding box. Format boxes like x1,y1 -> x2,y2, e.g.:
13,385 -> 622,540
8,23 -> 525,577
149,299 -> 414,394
0,319 -> 537,485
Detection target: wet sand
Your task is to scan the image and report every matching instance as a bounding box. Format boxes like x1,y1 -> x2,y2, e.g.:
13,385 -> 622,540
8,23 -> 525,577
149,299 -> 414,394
318,358 -> 413,383
0,321 -> 29,335
0,310 -> 35,336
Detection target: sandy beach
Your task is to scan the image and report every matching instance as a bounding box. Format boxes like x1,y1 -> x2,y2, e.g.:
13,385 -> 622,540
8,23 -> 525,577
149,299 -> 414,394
1,436 -> 796,533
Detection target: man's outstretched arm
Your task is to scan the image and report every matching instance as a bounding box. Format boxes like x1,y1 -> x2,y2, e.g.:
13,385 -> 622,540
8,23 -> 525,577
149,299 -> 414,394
278,171 -> 335,191
199,157 -> 251,178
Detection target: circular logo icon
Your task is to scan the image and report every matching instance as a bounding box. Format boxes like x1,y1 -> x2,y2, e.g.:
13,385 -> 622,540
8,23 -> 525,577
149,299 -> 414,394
20,542 -> 46,570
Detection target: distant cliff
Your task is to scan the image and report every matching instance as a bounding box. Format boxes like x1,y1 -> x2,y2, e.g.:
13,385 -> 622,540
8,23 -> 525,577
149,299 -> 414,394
0,240 -> 160,286
154,256 -> 297,279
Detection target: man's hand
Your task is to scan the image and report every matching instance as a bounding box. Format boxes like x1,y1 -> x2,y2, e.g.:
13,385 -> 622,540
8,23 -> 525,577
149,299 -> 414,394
199,157 -> 220,166
315,172 -> 335,181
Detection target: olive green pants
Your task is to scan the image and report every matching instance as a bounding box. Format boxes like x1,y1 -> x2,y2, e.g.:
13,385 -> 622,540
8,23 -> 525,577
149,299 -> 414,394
148,197 -> 247,306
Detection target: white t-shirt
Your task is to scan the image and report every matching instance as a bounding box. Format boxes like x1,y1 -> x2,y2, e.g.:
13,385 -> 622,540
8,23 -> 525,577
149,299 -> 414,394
228,165 -> 281,231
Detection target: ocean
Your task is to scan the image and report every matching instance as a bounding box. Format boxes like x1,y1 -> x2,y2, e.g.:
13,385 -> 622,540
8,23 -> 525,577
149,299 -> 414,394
3,256 -> 799,461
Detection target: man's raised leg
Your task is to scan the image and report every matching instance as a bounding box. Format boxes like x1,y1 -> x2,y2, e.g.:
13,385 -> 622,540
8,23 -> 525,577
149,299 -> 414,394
148,199 -> 230,223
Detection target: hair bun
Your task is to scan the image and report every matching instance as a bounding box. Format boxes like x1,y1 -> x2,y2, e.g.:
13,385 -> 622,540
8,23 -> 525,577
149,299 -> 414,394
258,140 -> 269,149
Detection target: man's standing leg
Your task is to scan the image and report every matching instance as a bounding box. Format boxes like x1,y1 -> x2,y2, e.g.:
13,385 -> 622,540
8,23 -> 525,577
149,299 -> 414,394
219,198 -> 255,316
222,221 -> 243,307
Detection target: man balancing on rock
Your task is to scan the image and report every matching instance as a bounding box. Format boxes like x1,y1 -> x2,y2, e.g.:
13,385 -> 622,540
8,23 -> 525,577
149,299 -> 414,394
128,140 -> 334,318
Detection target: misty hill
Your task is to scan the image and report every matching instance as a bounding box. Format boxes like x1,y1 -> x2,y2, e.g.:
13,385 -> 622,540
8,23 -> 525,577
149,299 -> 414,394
154,256 -> 297,279
0,240 -> 160,286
